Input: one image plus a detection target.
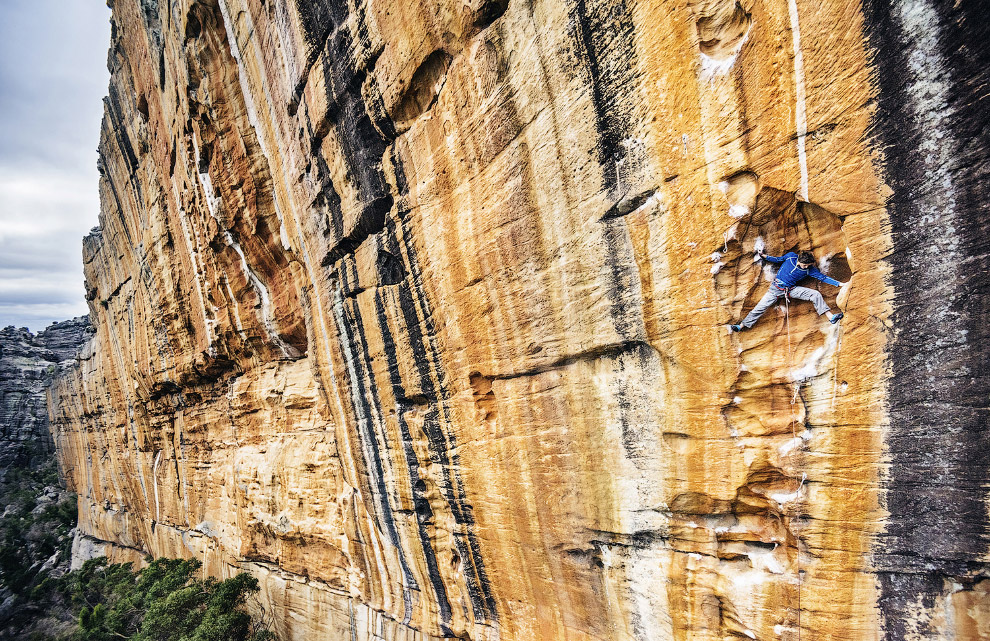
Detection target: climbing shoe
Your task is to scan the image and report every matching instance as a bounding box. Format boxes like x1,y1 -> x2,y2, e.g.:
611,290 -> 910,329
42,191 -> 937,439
829,312 -> 844,324
729,324 -> 743,333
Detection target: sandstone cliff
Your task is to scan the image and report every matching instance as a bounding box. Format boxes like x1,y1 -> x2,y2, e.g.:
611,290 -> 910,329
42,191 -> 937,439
49,0 -> 990,639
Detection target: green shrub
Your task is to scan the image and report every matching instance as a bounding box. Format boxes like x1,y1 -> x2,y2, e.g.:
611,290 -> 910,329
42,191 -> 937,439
44,557 -> 274,641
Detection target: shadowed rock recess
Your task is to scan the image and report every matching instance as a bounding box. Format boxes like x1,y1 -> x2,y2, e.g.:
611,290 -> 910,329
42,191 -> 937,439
48,0 -> 989,639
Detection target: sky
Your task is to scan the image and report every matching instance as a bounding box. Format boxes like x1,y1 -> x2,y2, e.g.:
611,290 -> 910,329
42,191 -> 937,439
0,0 -> 111,332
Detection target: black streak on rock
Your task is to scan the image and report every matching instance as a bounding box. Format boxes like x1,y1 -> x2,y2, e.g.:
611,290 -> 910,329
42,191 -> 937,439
330,289 -> 420,610
389,158 -> 499,622
299,0 -> 395,266
371,291 -> 454,634
294,0 -> 497,625
388,212 -> 500,624
863,0 -> 990,635
566,0 -> 644,343
294,0 -> 485,628
567,0 -> 639,197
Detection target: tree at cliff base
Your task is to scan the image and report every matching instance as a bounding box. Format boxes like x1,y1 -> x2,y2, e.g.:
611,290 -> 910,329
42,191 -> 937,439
0,458 -> 78,638
26,556 -> 275,641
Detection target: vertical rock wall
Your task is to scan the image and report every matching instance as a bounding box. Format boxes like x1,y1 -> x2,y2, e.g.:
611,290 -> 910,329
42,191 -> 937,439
49,0 -> 989,639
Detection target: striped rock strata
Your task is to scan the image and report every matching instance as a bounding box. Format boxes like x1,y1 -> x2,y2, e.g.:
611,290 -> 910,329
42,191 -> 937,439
50,0 -> 990,639
0,318 -> 90,474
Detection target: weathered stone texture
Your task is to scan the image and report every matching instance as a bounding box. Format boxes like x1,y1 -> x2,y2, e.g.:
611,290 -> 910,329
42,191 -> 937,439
49,0 -> 989,639
863,1 -> 990,637
0,318 -> 90,474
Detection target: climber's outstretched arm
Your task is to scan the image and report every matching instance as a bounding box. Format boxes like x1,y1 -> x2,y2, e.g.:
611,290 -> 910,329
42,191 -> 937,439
808,266 -> 841,287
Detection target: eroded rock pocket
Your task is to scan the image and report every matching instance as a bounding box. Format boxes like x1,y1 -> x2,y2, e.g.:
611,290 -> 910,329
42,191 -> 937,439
694,0 -> 753,60
392,50 -> 453,131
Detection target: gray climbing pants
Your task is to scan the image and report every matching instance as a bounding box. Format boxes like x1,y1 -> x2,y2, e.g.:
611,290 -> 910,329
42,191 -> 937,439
741,285 -> 830,329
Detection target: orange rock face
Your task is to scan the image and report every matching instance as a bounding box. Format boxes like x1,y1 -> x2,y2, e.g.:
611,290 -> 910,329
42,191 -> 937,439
50,0 -> 990,639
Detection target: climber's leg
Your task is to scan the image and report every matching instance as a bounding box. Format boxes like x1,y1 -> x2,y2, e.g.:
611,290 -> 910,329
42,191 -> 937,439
789,286 -> 830,316
740,288 -> 783,329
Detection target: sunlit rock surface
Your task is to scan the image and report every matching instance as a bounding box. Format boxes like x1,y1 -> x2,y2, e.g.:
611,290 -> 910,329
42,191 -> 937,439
49,0 -> 989,639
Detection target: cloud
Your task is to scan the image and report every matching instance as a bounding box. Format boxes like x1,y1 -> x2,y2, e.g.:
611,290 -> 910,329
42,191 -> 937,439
0,303 -> 89,331
0,278 -> 84,306
0,0 -> 110,332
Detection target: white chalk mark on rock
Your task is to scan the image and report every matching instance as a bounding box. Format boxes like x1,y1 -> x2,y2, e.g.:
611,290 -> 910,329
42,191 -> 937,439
728,204 -> 750,218
699,30 -> 751,81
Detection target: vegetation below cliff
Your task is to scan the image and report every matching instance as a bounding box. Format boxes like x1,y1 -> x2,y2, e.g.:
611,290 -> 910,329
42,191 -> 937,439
0,320 -> 92,637
0,459 -> 77,638
6,556 -> 275,641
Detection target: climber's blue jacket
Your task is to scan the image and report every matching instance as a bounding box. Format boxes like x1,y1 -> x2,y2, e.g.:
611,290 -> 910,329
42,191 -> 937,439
765,252 -> 841,288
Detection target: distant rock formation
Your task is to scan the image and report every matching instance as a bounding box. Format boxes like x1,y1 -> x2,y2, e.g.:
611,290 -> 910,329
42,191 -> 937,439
49,0 -> 990,639
0,318 -> 90,473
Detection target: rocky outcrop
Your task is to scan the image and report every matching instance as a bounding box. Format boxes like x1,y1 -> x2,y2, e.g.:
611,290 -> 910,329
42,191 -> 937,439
0,318 -> 90,473
49,1 -> 989,640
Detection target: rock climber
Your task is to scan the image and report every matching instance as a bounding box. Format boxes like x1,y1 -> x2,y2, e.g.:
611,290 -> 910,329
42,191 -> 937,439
729,250 -> 847,332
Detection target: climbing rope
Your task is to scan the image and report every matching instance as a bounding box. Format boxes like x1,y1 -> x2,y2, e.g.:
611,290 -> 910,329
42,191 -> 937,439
785,292 -> 799,406
830,280 -> 849,418
783,294 -> 803,640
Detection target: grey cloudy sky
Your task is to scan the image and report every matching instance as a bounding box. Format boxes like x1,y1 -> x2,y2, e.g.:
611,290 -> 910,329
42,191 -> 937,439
0,0 -> 111,332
